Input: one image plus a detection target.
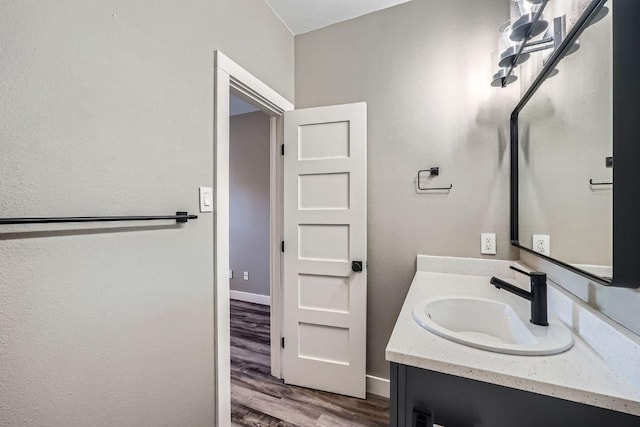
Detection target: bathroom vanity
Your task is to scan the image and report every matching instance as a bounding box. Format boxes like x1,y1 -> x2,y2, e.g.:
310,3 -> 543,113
387,1 -> 640,424
386,256 -> 640,427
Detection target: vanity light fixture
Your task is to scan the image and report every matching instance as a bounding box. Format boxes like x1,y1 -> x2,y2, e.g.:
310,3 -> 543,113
491,68 -> 519,87
492,0 -> 607,88
493,0 -> 551,87
510,0 -> 549,42
498,20 -> 531,68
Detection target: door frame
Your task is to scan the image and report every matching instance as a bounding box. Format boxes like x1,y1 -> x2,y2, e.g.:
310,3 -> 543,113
213,50 -> 294,426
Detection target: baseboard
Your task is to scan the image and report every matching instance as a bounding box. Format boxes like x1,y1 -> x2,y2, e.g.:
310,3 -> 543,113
229,290 -> 271,306
366,374 -> 390,398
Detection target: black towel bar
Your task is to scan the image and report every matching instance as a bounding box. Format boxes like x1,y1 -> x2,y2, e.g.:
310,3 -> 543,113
0,211 -> 198,225
589,179 -> 613,186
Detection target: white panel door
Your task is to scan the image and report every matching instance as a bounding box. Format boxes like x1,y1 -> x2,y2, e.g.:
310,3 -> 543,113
283,102 -> 367,398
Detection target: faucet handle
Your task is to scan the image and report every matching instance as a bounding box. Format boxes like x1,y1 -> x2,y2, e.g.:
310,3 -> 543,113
510,266 -> 531,277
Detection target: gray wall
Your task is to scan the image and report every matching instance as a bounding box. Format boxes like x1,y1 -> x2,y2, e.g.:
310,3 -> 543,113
230,111 -> 271,297
295,0 -> 517,380
0,1 -> 292,425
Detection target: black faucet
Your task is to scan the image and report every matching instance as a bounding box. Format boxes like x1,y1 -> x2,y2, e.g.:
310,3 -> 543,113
490,266 -> 548,326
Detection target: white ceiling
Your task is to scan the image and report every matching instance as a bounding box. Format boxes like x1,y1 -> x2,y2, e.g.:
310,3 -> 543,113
265,0 -> 413,35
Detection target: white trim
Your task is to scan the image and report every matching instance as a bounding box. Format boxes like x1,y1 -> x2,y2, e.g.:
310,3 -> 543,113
230,290 -> 271,306
269,115 -> 284,379
217,52 -> 293,114
366,375 -> 390,398
213,58 -> 231,427
214,50 -> 293,427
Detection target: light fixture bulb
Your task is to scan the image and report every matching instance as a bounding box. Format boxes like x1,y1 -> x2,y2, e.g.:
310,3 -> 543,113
510,0 -> 549,41
491,69 -> 518,87
498,20 -> 531,68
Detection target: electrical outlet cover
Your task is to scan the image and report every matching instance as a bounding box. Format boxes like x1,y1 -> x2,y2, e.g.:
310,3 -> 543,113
481,233 -> 497,255
532,234 -> 551,256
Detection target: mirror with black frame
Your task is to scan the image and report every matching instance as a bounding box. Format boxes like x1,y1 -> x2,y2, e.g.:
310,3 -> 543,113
513,0 -> 615,283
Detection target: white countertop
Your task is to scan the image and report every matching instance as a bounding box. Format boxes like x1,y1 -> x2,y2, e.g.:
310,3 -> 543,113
385,269 -> 640,416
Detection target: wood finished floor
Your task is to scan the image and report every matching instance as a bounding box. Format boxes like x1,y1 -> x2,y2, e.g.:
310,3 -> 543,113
230,300 -> 390,427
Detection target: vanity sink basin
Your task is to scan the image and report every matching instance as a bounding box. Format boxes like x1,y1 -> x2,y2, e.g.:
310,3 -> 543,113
412,297 -> 574,356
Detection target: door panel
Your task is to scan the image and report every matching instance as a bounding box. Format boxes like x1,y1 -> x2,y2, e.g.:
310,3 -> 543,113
283,102 -> 367,398
298,173 -> 350,210
298,121 -> 350,160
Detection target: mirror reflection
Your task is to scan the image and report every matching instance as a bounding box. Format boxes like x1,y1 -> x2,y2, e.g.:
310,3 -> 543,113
517,1 -> 612,279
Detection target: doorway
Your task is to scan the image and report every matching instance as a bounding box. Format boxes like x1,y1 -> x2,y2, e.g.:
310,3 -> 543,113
228,92 -> 275,421
215,51 -> 379,426
229,94 -> 272,306
214,51 -> 291,425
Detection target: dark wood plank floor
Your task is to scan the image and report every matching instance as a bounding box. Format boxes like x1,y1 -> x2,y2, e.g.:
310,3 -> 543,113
230,300 -> 390,427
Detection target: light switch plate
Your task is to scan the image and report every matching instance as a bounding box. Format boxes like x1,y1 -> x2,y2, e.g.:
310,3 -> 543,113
199,187 -> 213,213
243,271 -> 249,281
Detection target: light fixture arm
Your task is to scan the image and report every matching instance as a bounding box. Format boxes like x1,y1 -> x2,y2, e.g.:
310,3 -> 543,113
524,36 -> 555,48
522,41 -> 555,55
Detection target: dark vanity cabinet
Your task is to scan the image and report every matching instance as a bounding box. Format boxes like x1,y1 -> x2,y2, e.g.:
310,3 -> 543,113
390,363 -> 640,427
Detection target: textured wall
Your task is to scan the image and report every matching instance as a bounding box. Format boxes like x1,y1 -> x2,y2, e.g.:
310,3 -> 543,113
0,1 -> 292,425
294,0 -> 517,380
230,111 -> 271,297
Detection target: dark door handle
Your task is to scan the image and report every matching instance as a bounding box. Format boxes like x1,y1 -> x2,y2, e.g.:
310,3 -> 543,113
352,261 -> 363,273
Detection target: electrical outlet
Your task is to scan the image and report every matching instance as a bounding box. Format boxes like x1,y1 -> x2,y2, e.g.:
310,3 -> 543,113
481,233 -> 497,255
229,269 -> 233,279
243,271 -> 249,281
532,234 -> 550,256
